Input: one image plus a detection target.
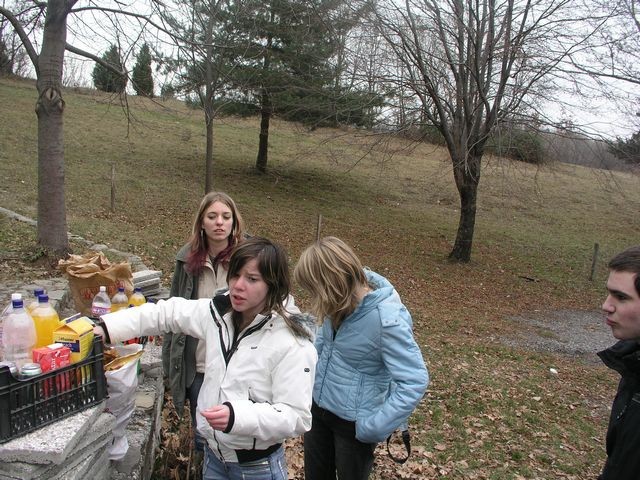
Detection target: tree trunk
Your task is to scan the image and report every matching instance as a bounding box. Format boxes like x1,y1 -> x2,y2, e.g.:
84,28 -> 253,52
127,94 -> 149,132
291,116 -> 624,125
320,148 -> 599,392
203,4 -> 215,193
204,112 -> 214,192
35,1 -> 71,256
449,153 -> 481,262
256,88 -> 271,173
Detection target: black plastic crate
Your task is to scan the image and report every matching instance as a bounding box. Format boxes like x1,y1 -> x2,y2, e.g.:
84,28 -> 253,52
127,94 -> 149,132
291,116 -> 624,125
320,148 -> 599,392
0,336 -> 106,443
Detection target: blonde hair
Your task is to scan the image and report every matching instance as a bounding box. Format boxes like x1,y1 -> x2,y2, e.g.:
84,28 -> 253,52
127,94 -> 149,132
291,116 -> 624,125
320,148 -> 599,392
294,236 -> 368,329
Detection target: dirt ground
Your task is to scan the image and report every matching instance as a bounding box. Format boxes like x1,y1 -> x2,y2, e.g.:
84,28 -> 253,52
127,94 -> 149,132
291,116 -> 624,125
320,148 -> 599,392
502,309 -> 615,364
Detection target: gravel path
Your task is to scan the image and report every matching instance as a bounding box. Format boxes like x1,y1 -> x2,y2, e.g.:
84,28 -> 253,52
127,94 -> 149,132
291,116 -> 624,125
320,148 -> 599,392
502,309 -> 615,364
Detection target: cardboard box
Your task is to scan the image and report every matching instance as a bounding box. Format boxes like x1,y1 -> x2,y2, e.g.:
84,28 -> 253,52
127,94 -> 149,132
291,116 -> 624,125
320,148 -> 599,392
32,343 -> 71,372
53,317 -> 95,363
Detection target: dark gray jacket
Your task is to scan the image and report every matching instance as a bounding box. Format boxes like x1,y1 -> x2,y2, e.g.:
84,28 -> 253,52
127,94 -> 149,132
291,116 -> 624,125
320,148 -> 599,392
598,340 -> 640,480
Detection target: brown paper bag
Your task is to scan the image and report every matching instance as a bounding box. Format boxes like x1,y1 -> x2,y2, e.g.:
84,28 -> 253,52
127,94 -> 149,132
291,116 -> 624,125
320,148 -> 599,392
58,252 -> 134,316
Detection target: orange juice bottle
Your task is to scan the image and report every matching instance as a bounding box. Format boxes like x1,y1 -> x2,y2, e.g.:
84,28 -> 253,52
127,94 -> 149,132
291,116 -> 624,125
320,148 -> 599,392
126,287 -> 148,344
111,287 -> 129,312
31,294 -> 61,348
26,287 -> 46,314
128,287 -> 146,307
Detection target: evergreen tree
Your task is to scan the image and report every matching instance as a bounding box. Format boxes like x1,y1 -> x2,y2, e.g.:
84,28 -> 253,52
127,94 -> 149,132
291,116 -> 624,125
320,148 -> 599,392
609,131 -> 640,164
92,44 -> 127,93
224,0 -> 356,171
0,37 -> 12,74
132,43 -> 154,97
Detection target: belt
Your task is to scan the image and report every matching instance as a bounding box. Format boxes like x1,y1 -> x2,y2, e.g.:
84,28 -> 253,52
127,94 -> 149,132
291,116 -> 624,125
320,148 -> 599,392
235,443 -> 282,463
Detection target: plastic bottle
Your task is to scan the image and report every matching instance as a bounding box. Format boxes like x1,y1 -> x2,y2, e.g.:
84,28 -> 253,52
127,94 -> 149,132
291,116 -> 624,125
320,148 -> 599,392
31,294 -> 61,348
0,293 -> 22,361
3,297 -> 37,371
128,287 -> 146,308
91,286 -> 112,318
111,287 -> 129,312
27,287 -> 46,314
124,288 -> 149,345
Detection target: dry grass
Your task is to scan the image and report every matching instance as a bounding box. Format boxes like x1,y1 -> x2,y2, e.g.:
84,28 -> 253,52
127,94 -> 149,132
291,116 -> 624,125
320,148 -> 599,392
1,75 -> 639,479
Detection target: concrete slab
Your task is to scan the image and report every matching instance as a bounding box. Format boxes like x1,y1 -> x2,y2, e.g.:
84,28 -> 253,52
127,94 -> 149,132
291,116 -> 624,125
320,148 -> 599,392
0,412 -> 113,478
0,432 -> 111,480
55,444 -> 110,480
0,405 -> 108,465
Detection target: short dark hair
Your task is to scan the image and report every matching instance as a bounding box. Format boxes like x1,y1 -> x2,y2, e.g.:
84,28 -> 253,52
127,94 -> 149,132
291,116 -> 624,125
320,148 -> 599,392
226,237 -> 310,339
227,237 -> 290,314
608,246 -> 640,295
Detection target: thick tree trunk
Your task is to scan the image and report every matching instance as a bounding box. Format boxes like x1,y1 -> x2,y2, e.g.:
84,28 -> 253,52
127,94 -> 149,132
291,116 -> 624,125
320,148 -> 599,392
35,1 -> 70,256
256,88 -> 271,173
449,153 -> 481,262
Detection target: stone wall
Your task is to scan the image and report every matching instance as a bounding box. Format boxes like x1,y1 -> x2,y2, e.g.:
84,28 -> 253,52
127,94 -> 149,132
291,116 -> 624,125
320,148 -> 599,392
0,207 -> 165,480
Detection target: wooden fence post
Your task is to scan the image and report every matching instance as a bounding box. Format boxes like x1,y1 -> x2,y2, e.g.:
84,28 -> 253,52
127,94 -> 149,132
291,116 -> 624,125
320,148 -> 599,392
110,163 -> 116,213
315,214 -> 323,241
589,242 -> 599,281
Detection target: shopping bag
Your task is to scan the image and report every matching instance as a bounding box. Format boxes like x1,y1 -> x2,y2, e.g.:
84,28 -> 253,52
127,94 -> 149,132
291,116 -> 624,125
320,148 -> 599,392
104,344 -> 144,461
58,251 -> 133,316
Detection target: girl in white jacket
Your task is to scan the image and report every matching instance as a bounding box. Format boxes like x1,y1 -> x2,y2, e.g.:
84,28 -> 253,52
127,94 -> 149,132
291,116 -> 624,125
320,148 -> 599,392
95,237 -> 317,480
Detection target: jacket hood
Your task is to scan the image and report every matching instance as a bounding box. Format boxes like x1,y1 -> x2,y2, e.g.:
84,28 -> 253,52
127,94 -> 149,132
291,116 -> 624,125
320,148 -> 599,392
357,269 -> 399,310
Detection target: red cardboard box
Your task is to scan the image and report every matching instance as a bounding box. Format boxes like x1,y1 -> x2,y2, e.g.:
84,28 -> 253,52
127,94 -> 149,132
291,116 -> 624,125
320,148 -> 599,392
33,344 -> 72,373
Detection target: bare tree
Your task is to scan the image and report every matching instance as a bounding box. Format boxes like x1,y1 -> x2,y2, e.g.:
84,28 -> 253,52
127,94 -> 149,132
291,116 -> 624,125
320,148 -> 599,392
0,1 -> 157,255
366,0 -> 592,261
155,0 -> 245,193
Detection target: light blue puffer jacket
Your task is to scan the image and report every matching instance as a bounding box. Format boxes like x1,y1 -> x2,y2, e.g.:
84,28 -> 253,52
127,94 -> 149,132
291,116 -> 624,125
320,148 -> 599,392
312,270 -> 429,443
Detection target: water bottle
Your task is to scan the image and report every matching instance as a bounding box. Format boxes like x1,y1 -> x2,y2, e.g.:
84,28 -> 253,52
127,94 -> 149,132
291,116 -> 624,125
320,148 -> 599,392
111,287 -> 129,312
27,287 -> 46,314
31,294 -> 61,348
3,297 -> 37,371
91,286 -> 112,318
0,293 -> 22,361
128,287 -> 146,307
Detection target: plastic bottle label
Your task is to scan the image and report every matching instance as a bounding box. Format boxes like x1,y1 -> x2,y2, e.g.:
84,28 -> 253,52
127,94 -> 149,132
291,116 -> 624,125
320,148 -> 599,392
91,306 -> 111,317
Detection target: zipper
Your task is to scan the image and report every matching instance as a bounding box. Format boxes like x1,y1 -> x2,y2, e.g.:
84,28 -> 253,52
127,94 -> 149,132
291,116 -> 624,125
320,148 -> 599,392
224,314 -> 272,365
317,328 -> 336,402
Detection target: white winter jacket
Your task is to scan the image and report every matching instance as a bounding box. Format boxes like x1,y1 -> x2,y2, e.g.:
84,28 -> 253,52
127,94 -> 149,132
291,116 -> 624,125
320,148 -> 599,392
101,294 -> 317,462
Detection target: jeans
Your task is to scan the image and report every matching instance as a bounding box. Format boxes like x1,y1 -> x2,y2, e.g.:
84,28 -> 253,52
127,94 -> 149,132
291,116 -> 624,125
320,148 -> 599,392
187,372 -> 206,451
203,444 -> 288,480
304,401 -> 376,480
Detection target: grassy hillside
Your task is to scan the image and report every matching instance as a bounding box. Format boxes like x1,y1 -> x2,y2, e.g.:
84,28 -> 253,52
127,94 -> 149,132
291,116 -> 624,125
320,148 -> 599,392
1,75 -> 639,479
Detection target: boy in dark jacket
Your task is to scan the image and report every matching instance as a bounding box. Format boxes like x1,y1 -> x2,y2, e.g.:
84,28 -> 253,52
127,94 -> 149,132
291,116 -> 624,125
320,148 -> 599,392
597,245 -> 640,480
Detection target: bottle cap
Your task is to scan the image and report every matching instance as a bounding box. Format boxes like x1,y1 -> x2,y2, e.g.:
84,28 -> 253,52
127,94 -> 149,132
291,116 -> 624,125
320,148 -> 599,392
34,287 -> 45,296
99,286 -> 106,292
38,294 -> 49,303
11,299 -> 24,309
118,287 -> 125,292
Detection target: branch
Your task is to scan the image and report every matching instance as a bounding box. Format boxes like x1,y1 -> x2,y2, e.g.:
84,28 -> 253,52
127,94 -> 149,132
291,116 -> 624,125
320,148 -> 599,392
563,61 -> 640,86
65,43 -> 127,77
0,5 -> 40,74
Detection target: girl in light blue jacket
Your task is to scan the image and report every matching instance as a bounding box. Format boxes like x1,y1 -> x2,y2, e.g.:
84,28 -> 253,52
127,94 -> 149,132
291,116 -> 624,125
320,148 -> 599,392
294,236 -> 429,480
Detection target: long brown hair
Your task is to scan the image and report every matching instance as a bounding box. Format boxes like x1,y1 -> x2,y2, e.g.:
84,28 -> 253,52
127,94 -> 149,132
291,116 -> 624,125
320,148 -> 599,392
186,192 -> 245,276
